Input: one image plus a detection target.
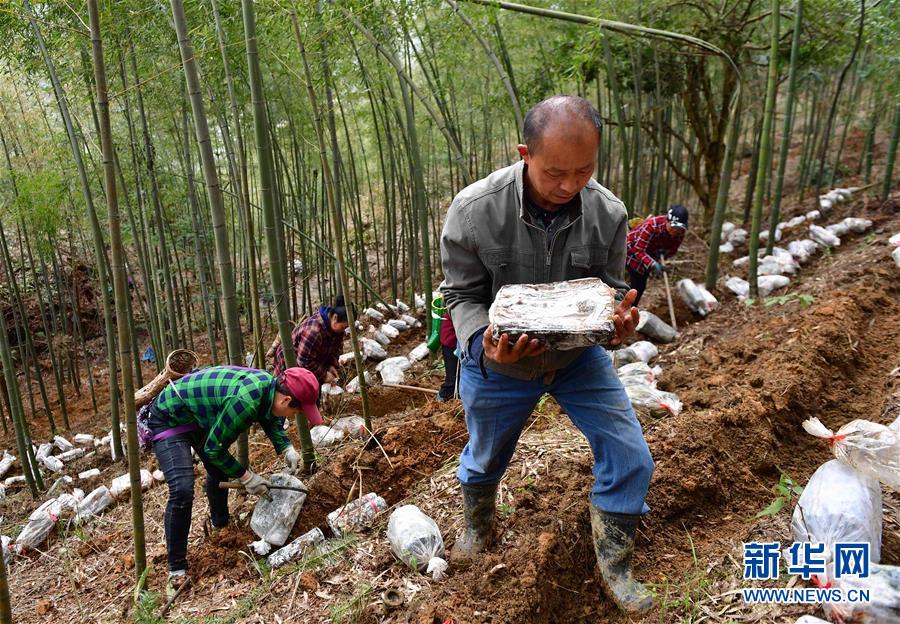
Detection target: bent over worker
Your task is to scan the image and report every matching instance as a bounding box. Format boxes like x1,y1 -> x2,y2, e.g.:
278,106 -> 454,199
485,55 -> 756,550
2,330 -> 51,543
147,365 -> 321,595
440,95 -> 655,613
272,296 -> 350,385
625,205 -> 688,305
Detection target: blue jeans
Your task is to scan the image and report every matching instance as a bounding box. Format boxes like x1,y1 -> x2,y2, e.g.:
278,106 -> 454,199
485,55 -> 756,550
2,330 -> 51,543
457,339 -> 654,515
153,430 -> 230,572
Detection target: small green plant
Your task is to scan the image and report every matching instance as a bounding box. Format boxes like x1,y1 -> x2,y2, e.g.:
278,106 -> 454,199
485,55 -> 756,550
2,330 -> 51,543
756,469 -> 804,518
763,293 -> 814,307
498,502 -> 516,516
798,294 -> 815,307
535,393 -> 552,413
133,591 -> 165,624
329,583 -> 373,624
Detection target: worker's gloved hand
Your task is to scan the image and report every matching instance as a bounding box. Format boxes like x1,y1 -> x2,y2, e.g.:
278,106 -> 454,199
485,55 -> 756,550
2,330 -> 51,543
651,261 -> 664,277
239,470 -> 271,499
283,445 -> 302,474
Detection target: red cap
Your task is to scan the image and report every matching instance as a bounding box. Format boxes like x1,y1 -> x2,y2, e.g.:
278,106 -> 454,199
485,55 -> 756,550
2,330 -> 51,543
282,367 -> 323,426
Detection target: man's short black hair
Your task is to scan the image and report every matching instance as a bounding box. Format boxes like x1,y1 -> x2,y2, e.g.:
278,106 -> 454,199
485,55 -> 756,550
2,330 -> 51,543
523,95 -> 602,155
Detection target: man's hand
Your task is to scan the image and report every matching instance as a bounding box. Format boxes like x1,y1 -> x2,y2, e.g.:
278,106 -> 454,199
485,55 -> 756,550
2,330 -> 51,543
482,325 -> 545,365
610,289 -> 640,346
283,446 -> 302,474
239,470 -> 271,500
651,261 -> 665,277
325,366 -> 338,383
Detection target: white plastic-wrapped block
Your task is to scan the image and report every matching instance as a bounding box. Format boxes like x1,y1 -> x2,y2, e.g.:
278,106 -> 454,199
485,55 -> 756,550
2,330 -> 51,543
826,221 -> 851,237
36,443 -> 53,461
73,434 -> 94,448
490,279 -> 617,350
718,242 -> 734,254
327,492 -> 388,537
53,436 -> 73,452
250,473 -> 307,547
310,425 -> 344,447
721,221 -> 735,237
617,362 -> 657,387
388,505 -> 447,580
758,275 -> 790,297
757,256 -> 789,277
320,383 -> 344,396
408,343 -> 430,363
78,468 -> 100,481
152,469 -> 165,483
376,356 -> 412,373
676,279 -> 712,317
819,197 -> 834,211
805,209 -> 821,221
267,527 -> 325,569
338,351 -> 364,366
360,338 -> 387,361
802,417 -> 899,489
41,455 -> 64,473
395,299 -> 410,313
47,476 -> 73,496
380,364 -> 406,386
890,232 -> 900,247
758,227 -> 782,244
401,314 -> 421,329
57,448 -> 85,463
893,247 -> 900,268
75,485 -> 113,522
375,302 -> 388,312
372,331 -> 391,347
826,563 -> 900,624
843,217 -> 872,233
624,384 -> 682,417
4,476 -> 25,488
787,239 -> 818,264
387,319 -> 409,331
364,307 -> 385,322
612,341 -> 658,366
810,224 -> 841,247
635,311 -> 676,344
15,515 -> 55,550
1,536 -> 10,565
380,323 -> 400,339
110,469 -> 152,498
791,460 -> 881,578
785,215 -> 807,228
0,485 -> 5,500
332,416 -> 367,439
728,228 -> 748,245
345,372 -> 374,393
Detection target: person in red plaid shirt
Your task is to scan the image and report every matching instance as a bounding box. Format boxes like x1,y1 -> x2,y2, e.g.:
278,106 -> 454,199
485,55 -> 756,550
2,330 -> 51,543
625,205 -> 688,304
272,297 -> 350,385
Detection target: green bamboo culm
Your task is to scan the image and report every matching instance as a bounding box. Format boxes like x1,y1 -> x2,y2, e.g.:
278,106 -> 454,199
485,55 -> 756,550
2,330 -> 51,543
87,0 -> 147,580
748,0 -> 781,298
766,0 -> 803,256
242,0 -> 316,468
882,101 -> 900,202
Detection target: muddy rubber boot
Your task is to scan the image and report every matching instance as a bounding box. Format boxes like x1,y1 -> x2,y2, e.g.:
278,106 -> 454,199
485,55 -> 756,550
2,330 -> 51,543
590,506 -> 654,614
450,483 -> 497,563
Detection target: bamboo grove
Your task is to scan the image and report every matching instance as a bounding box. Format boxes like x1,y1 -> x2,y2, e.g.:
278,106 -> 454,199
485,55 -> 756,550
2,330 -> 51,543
0,0 -> 896,609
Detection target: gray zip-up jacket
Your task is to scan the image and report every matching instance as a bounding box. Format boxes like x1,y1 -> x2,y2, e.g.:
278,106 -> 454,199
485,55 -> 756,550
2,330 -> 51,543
439,160 -> 630,381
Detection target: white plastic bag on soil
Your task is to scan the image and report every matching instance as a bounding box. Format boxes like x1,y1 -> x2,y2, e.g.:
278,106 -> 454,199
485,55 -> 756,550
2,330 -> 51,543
758,275 -> 790,297
624,384 -> 682,417
3,476 -> 24,488
791,460 -> 882,577
387,505 -> 448,580
320,383 -> 344,396
401,314 -> 421,329
718,242 -> 734,255
380,323 -> 400,339
617,362 -> 657,387
785,215 -> 807,228
802,417 -> 899,489
364,307 -> 385,322
15,514 -> 56,550
76,485 -> 113,523
372,331 -> 391,347
36,443 -> 52,461
892,247 -> 900,269
721,221 -> 736,237
396,299 -> 411,313
408,343 -> 430,363
380,364 -> 406,386
250,539 -> 272,556
332,416 -> 367,439
339,351 -> 362,366
73,434 -> 94,447
377,356 -> 411,373
612,341 -> 658,366
1,536 -> 10,565
346,371 -> 373,393
489,279 -> 617,349
360,338 -> 387,361
805,209 -> 821,221
826,563 -> 900,624
725,276 -> 750,299
635,311 -> 676,343
826,221 -> 850,237
250,473 -> 307,547
387,319 -> 409,331
110,469 -> 152,498
327,492 -> 388,537
787,239 -> 818,264
57,448 -> 85,463
810,224 -> 841,248
889,232 -> 900,247
41,455 -> 64,473
310,425 -> 345,447
78,468 -> 100,481
267,527 -> 325,568
728,228 -> 748,246
676,279 -> 709,316
842,217 -> 872,234
53,436 -> 73,452
152,469 -> 165,483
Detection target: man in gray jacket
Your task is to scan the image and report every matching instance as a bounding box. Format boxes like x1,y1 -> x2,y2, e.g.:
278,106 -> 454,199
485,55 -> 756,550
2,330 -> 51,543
440,95 -> 655,613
